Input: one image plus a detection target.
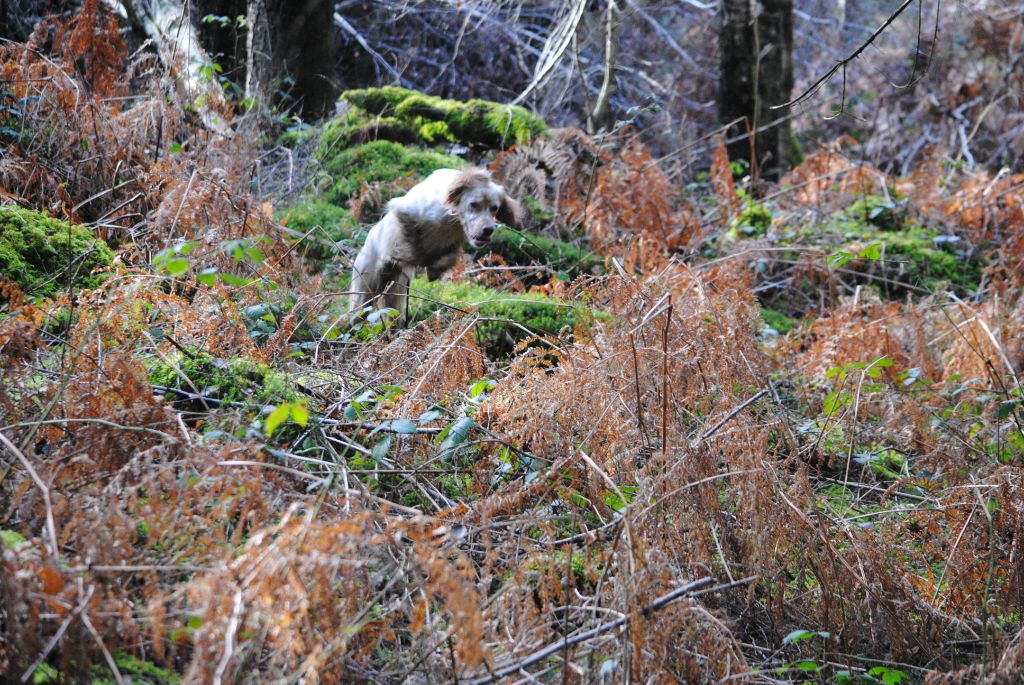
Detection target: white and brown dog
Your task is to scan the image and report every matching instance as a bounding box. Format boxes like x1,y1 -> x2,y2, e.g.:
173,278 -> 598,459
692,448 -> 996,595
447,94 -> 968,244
349,167 -> 520,321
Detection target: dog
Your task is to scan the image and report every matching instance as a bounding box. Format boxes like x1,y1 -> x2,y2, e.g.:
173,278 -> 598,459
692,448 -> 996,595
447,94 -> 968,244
349,167 -> 521,322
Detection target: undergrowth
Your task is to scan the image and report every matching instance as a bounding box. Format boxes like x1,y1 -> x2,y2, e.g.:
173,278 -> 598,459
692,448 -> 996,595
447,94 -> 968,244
1,5 -> 1024,685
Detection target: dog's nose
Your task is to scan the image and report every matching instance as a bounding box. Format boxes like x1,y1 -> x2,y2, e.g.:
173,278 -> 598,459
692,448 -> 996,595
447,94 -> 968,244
481,225 -> 494,236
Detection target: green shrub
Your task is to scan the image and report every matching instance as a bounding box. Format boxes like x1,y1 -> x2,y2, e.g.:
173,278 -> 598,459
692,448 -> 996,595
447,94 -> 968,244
846,194 -> 906,232
726,202 -> 773,239
406,277 -> 593,357
0,206 -> 113,298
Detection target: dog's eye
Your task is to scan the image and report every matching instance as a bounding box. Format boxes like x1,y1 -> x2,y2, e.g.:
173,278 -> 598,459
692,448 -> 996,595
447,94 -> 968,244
470,201 -> 481,210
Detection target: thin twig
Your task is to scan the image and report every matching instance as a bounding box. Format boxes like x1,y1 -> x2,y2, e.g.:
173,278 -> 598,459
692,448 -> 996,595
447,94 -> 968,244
774,0 -> 919,110
697,388 -> 768,443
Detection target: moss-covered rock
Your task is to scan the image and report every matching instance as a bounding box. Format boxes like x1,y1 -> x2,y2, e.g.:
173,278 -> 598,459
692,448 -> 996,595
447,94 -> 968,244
485,227 -> 603,283
320,140 -> 464,205
406,277 -> 593,357
0,206 -> 113,298
337,87 -> 547,150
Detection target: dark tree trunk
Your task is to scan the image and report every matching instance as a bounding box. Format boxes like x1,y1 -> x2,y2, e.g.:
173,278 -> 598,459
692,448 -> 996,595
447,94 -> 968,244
270,0 -> 337,119
718,0 -> 793,181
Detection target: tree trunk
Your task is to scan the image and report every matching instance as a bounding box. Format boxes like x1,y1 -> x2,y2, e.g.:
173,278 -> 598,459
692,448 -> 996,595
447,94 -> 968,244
269,0 -> 337,119
718,0 -> 793,181
588,0 -> 618,133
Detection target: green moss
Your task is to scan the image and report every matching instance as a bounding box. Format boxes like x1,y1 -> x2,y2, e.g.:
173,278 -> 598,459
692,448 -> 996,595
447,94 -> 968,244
778,210 -> 983,295
321,140 -> 464,205
875,229 -> 982,291
406,277 -> 594,357
279,197 -> 356,261
337,87 -> 547,150
394,93 -> 454,120
444,98 -> 547,148
318,112 -> 420,151
727,202 -> 773,239
761,307 -> 799,334
487,227 -> 603,283
343,86 -> 423,116
0,206 -> 113,298
148,352 -> 299,417
0,529 -> 28,550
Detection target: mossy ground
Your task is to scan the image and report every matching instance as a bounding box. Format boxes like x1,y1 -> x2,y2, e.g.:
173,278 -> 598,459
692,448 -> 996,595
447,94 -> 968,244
0,206 -> 113,298
486,227 -> 603,284
406,277 -> 593,357
148,350 -> 302,440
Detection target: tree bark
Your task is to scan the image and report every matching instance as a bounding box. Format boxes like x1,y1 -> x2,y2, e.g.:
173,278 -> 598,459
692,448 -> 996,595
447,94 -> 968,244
268,0 -> 337,119
588,0 -> 618,133
718,0 -> 793,181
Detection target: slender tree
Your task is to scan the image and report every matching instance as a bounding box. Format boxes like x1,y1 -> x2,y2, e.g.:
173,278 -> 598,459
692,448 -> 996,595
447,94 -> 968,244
718,0 -> 794,181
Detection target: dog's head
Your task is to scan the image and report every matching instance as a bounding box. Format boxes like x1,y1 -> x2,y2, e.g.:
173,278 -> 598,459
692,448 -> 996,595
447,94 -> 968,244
446,169 -> 521,249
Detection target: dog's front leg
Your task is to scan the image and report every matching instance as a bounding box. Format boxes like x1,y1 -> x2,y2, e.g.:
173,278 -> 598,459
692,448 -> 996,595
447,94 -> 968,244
382,266 -> 413,325
425,251 -> 460,281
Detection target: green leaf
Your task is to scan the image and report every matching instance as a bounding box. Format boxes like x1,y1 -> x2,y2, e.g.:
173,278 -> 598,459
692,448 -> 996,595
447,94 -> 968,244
196,268 -> 218,285
245,246 -> 265,264
869,666 -> 909,684
829,250 -> 854,268
290,403 -> 309,427
824,390 -> 850,415
469,379 -> 494,399
858,242 -> 882,260
439,416 -> 476,457
795,660 -> 820,672
218,273 -> 249,287
782,629 -> 829,645
263,403 -> 291,437
385,418 -> 417,434
372,434 -> 393,463
169,141 -> 183,154
997,399 -> 1022,420
418,408 -> 443,424
159,257 -> 190,276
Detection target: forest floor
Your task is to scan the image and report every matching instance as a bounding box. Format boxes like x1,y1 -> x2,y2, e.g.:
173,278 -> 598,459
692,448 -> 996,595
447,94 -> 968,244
1,5 -> 1024,684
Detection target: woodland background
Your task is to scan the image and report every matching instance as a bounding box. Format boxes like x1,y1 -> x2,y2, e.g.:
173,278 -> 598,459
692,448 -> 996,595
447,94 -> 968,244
1,0 -> 1023,683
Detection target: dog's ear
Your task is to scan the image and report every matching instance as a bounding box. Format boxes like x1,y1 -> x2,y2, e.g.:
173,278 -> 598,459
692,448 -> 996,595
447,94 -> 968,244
446,170 -> 484,207
496,193 -> 522,228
